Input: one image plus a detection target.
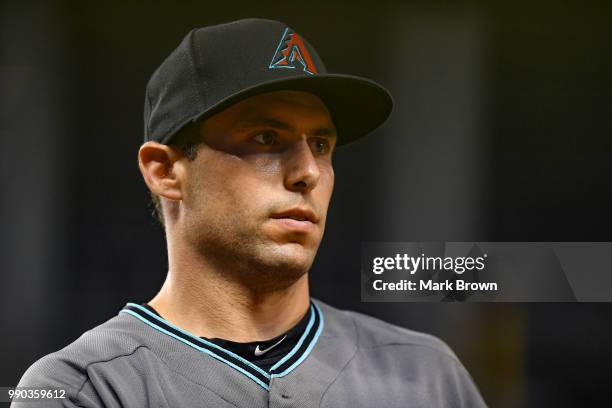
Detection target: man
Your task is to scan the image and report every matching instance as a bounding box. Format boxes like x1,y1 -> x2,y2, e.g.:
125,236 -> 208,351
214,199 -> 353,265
14,18 -> 486,407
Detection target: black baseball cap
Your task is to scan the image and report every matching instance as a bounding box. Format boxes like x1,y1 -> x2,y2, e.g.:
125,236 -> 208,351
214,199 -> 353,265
144,18 -> 393,146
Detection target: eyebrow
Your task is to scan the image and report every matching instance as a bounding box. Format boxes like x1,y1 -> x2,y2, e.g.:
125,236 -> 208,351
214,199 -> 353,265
238,116 -> 337,139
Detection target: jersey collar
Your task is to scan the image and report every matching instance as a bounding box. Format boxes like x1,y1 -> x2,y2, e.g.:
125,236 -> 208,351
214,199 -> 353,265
119,300 -> 324,390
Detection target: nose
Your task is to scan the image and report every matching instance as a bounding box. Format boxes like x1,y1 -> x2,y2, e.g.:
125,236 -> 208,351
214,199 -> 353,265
283,138 -> 321,193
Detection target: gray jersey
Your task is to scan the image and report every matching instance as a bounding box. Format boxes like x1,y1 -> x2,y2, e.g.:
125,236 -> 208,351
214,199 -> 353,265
13,299 -> 486,407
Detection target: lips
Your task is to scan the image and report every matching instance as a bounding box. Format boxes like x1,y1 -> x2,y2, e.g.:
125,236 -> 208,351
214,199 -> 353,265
270,207 -> 319,224
270,207 -> 319,233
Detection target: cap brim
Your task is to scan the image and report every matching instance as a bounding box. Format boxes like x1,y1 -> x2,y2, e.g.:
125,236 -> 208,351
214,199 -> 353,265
192,74 -> 393,146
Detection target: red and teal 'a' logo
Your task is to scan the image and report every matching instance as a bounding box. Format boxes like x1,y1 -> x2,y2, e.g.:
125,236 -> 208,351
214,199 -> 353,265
269,27 -> 318,75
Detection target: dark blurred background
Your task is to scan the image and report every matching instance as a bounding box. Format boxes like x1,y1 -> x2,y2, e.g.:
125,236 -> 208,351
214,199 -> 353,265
1,1 -> 611,407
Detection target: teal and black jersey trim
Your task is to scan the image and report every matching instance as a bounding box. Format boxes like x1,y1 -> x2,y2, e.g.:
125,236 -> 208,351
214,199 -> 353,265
119,300 -> 324,390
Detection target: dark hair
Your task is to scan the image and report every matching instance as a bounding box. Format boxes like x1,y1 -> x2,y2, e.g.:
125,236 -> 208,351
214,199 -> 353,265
149,120 -> 202,227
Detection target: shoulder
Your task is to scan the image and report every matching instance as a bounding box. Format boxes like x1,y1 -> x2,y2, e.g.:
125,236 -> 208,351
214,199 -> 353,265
315,298 -> 456,358
313,299 -> 487,407
16,313 -> 144,398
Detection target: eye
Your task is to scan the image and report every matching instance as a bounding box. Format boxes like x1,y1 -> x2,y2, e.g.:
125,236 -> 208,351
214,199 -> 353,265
252,131 -> 278,146
310,138 -> 331,155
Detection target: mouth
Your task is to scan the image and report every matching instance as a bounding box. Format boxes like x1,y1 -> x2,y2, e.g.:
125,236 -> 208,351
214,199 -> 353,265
270,207 -> 319,233
270,207 -> 319,224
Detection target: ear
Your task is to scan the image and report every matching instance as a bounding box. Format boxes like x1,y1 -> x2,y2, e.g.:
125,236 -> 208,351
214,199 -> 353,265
138,141 -> 185,202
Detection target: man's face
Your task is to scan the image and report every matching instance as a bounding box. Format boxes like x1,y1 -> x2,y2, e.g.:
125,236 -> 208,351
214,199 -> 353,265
179,90 -> 336,288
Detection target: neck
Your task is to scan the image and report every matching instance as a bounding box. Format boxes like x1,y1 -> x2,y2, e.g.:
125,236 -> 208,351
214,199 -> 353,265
149,239 -> 311,343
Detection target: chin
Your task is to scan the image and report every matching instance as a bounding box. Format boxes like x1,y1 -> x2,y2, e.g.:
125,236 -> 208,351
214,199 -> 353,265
253,242 -> 316,280
273,241 -> 315,265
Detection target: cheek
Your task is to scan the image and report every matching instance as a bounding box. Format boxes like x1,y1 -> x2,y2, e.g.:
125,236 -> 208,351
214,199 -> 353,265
312,164 -> 334,226
184,153 -> 280,218
251,154 -> 283,177
318,164 -> 335,201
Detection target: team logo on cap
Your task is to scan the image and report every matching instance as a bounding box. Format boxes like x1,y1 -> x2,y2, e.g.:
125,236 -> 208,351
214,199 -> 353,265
269,27 -> 318,75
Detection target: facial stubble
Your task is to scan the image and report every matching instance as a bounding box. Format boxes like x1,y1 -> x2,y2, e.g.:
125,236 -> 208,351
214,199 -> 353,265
183,198 -> 322,294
